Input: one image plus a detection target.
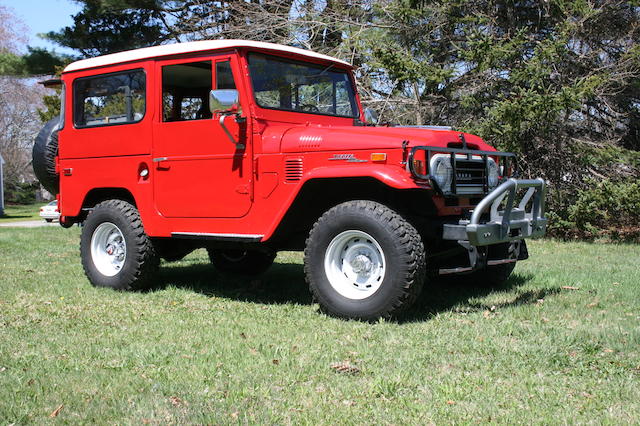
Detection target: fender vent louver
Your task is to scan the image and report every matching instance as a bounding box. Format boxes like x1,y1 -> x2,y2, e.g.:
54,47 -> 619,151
284,158 -> 304,182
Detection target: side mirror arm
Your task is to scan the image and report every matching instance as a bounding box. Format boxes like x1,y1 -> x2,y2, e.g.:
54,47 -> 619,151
210,89 -> 244,149
218,113 -> 244,149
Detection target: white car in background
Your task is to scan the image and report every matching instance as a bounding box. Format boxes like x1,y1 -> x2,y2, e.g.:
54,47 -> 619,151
39,200 -> 60,222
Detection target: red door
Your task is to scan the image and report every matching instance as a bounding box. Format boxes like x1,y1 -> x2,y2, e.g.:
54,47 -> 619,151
152,55 -> 252,218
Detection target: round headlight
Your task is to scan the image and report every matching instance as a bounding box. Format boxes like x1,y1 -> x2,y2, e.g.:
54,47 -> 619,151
430,155 -> 453,193
487,158 -> 499,189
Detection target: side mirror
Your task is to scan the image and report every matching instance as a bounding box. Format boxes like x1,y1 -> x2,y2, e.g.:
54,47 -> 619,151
364,107 -> 379,125
209,89 -> 240,114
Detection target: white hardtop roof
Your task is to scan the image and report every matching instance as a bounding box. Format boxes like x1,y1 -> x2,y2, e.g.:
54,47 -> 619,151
64,39 -> 351,73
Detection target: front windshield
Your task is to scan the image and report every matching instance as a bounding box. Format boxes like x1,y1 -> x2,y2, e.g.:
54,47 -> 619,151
248,53 -> 359,118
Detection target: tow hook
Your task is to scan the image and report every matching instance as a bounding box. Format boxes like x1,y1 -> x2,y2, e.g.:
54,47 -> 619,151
59,216 -> 75,229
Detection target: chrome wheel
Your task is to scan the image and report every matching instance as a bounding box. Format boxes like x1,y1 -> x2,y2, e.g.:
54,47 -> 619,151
324,230 -> 386,300
90,222 -> 126,277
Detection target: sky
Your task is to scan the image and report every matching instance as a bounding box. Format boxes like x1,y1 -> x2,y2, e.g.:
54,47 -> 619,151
1,0 -> 81,54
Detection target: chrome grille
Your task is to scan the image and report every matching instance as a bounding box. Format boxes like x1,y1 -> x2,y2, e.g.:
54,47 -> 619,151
407,146 -> 517,197
454,158 -> 487,194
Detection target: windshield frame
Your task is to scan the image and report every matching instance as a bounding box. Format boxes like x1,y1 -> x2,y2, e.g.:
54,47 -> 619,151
246,52 -> 360,119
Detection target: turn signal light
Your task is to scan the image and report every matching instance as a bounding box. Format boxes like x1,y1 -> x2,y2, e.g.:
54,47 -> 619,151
370,153 -> 387,162
412,159 -> 426,175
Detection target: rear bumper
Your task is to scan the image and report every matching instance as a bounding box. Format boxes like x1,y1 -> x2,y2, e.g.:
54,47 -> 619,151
442,178 -> 547,246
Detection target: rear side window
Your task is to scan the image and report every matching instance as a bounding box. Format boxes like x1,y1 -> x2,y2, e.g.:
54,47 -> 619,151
73,70 -> 146,128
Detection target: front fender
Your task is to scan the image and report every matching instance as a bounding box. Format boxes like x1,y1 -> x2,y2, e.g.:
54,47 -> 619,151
260,164 -> 428,241
301,164 -> 425,190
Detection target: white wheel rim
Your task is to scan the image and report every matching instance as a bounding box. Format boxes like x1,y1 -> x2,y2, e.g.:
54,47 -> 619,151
91,222 -> 126,277
324,230 -> 386,300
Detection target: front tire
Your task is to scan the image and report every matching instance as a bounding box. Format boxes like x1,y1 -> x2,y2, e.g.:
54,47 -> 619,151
304,200 -> 426,321
80,200 -> 159,290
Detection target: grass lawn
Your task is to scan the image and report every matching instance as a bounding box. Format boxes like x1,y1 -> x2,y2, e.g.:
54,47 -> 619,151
0,203 -> 42,222
0,227 -> 638,423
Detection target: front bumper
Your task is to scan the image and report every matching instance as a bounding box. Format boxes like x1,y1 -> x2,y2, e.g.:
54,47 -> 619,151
443,178 -> 547,246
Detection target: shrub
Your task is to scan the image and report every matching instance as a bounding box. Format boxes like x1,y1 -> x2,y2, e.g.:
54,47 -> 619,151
547,179 -> 640,242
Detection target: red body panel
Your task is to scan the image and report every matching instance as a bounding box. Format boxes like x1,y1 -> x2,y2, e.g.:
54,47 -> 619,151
58,45 -> 496,241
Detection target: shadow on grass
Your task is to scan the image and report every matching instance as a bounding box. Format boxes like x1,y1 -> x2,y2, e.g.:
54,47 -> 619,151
400,272 -> 550,323
153,259 -> 548,322
154,261 -> 313,306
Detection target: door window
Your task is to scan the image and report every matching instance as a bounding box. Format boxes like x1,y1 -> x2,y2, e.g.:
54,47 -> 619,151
162,61 -> 212,122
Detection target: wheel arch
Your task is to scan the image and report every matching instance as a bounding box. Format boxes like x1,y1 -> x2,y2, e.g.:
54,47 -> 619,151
82,187 -> 137,209
265,176 -> 437,250
63,187 -> 137,224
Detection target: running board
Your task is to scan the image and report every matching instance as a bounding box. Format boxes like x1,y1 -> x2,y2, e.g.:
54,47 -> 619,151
171,232 -> 263,242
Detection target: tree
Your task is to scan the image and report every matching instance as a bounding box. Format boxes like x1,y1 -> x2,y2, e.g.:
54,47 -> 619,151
40,0 -> 640,239
0,5 -> 58,202
0,76 -> 47,202
44,0 -> 168,57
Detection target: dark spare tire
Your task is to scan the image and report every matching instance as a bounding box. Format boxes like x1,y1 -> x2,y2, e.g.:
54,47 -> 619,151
32,117 -> 61,194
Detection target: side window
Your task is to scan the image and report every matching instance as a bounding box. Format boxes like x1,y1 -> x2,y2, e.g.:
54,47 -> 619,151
215,61 -> 236,90
73,70 -> 145,127
162,61 -> 212,122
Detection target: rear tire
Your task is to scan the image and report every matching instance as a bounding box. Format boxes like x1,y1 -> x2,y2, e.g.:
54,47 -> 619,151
304,200 -> 426,321
80,200 -> 159,290
207,249 -> 276,275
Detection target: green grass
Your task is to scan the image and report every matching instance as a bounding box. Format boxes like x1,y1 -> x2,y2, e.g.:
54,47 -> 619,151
1,228 -> 639,424
0,203 -> 42,222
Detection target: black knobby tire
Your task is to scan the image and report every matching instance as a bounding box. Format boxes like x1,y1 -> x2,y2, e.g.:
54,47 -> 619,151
80,200 -> 159,290
32,118 -> 60,194
207,249 -> 276,275
304,200 -> 426,321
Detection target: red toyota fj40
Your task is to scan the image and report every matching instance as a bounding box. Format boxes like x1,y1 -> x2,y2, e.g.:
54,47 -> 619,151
33,40 -> 547,320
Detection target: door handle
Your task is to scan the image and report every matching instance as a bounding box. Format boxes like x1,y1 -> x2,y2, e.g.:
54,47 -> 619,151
152,157 -> 170,170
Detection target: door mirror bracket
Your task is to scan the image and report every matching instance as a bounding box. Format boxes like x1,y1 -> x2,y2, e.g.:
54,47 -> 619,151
218,114 -> 244,149
210,89 -> 244,149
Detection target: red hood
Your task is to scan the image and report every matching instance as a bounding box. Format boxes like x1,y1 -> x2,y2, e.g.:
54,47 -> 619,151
268,125 -> 496,153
